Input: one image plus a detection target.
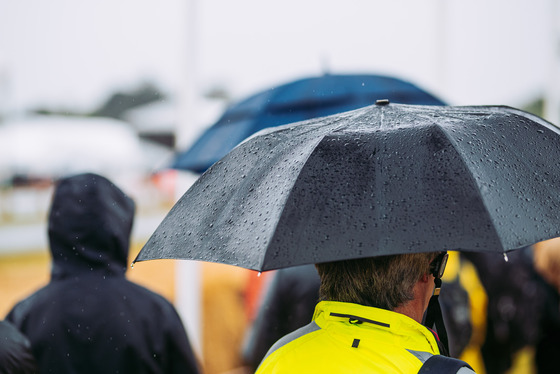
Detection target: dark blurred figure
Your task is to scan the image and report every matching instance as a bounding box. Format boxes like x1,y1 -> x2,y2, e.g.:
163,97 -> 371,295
0,320 -> 38,374
242,265 -> 320,371
463,248 -> 560,374
6,173 -> 200,374
243,260 -> 472,371
533,238 -> 560,374
438,265 -> 473,359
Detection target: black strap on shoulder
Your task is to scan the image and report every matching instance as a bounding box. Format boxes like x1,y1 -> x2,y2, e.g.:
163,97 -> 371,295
418,354 -> 473,373
423,278 -> 449,356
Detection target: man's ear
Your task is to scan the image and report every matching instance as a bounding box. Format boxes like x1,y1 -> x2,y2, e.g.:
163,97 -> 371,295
420,273 -> 430,283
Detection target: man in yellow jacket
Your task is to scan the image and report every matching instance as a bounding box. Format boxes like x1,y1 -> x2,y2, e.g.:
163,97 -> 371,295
256,252 -> 476,373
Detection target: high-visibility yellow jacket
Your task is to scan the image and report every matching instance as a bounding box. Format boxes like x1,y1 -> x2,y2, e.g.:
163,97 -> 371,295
256,300 -> 443,373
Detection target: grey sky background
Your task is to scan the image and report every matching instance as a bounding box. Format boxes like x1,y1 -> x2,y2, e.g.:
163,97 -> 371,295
0,0 -> 556,125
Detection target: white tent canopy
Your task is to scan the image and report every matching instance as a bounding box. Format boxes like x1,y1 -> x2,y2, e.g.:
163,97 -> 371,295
0,115 -> 149,182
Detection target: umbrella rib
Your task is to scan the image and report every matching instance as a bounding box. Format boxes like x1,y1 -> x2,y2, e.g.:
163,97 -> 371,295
434,123 -> 506,252
259,119 -> 351,270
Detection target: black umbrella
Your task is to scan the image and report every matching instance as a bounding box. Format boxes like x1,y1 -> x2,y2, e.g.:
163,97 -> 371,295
135,102 -> 560,271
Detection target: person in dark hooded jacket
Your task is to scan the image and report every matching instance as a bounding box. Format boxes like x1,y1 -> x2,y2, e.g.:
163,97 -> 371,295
0,320 -> 38,374
6,173 -> 200,374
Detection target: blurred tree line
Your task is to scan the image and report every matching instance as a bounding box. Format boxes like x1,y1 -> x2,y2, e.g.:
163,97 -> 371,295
33,82 -> 166,120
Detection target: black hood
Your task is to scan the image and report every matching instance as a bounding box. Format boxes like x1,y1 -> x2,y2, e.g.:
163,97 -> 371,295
48,173 -> 135,279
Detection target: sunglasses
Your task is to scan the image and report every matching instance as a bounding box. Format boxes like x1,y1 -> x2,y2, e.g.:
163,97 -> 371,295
429,251 -> 448,279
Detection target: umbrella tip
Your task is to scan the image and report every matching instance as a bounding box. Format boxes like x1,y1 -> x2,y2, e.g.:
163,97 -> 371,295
376,99 -> 390,106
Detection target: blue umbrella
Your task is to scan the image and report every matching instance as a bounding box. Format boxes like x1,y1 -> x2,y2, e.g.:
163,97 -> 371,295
172,73 -> 445,173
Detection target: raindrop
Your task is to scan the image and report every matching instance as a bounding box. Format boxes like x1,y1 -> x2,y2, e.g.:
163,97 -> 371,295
503,253 -> 509,262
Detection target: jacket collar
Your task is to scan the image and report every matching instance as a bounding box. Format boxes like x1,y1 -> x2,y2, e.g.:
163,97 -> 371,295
312,301 -> 440,354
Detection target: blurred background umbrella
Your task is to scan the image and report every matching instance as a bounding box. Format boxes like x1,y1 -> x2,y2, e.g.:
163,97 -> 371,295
171,73 -> 445,173
136,102 -> 560,271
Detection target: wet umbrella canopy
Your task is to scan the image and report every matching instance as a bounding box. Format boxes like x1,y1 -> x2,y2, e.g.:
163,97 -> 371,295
135,102 -> 560,271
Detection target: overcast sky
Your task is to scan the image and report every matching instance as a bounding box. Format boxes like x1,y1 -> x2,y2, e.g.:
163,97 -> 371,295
0,0 -> 557,123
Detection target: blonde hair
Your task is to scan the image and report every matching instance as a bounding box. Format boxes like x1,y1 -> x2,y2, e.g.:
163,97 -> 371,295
315,252 -> 435,310
534,238 -> 560,292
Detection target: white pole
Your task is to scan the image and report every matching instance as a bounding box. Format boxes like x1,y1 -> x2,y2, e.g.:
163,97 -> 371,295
544,0 -> 560,125
176,0 -> 199,150
435,0 -> 448,103
174,0 -> 202,358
